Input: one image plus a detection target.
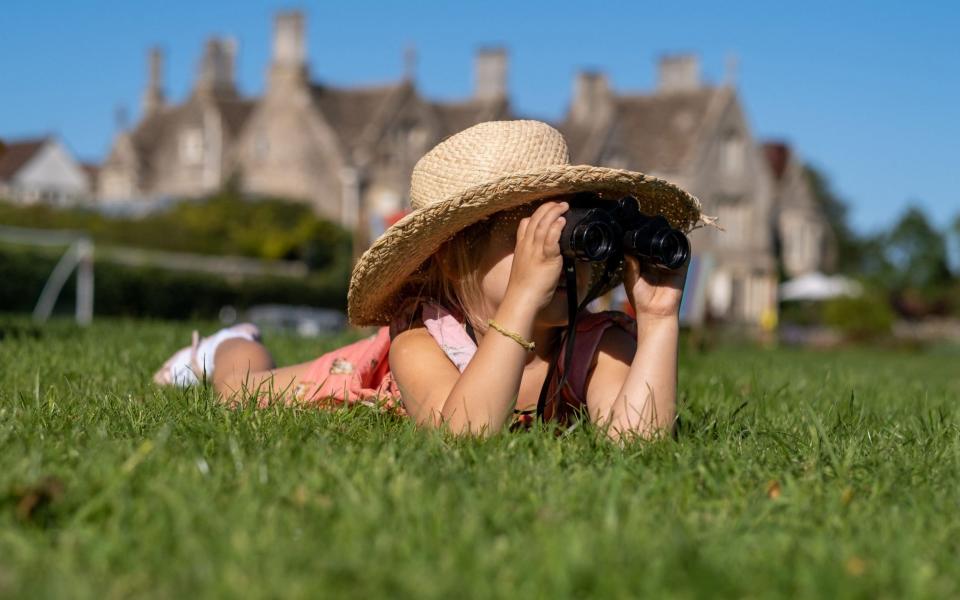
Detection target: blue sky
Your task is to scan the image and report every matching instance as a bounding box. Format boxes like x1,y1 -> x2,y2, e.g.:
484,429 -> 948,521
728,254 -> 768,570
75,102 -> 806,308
1,0 -> 957,235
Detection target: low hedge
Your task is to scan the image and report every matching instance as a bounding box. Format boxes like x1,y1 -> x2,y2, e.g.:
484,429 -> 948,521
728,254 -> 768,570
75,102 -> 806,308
0,246 -> 347,320
0,189 -> 352,270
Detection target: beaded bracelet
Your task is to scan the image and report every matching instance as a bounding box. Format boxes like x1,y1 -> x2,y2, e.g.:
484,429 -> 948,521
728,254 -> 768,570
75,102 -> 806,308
487,319 -> 535,352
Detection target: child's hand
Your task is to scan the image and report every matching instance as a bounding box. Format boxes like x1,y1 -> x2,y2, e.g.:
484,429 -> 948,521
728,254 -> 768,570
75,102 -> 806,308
622,254 -> 689,323
504,201 -> 569,310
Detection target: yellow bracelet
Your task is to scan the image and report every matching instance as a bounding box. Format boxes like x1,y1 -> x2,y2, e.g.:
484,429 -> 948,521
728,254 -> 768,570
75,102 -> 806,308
487,319 -> 535,352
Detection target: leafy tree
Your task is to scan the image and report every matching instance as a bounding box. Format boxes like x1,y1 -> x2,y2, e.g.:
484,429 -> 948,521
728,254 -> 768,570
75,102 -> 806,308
952,213 -> 960,276
804,165 -> 868,274
885,205 -> 952,292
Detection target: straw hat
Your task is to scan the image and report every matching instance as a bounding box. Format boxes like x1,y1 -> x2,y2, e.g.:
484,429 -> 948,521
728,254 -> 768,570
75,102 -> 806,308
348,119 -> 704,326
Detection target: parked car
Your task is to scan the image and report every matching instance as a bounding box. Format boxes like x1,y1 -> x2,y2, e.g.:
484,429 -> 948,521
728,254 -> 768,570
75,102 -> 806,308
243,304 -> 347,337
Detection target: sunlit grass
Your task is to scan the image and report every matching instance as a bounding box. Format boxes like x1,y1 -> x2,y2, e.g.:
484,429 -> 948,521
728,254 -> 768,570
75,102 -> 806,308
1,316 -> 958,598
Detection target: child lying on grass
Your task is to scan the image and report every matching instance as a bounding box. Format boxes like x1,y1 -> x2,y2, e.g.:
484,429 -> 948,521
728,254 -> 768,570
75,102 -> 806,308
154,120 -> 705,440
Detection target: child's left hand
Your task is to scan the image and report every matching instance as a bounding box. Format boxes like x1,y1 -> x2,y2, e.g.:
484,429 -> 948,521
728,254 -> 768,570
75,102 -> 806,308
621,255 -> 689,322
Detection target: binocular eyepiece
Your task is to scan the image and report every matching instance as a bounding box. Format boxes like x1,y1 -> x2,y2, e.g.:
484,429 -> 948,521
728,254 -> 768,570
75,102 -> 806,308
558,194 -> 690,270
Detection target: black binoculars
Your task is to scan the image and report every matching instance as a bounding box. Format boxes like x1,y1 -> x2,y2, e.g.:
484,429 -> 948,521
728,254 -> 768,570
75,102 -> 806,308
559,193 -> 690,270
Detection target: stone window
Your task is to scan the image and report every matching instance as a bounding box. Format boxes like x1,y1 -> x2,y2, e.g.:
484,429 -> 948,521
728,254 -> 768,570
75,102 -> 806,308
720,130 -> 744,176
179,129 -> 204,165
407,126 -> 427,154
715,194 -> 747,242
254,131 -> 270,162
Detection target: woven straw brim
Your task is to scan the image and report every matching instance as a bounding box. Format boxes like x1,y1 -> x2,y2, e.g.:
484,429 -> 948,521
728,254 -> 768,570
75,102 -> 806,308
348,164 -> 703,326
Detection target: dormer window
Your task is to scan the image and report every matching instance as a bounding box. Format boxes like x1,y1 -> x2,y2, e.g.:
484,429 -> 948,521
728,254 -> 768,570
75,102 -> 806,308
254,131 -> 269,161
179,129 -> 204,165
721,130 -> 744,175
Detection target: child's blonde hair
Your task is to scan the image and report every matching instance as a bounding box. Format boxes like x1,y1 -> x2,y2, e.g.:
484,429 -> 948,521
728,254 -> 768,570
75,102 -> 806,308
419,219 -> 493,333
415,204 -> 533,332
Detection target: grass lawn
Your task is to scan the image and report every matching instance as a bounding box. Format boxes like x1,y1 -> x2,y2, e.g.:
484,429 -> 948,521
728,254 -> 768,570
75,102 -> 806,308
1,316 -> 959,599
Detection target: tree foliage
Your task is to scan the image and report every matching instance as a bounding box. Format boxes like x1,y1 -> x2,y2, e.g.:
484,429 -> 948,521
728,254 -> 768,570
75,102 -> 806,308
885,206 -> 952,291
804,165 -> 862,274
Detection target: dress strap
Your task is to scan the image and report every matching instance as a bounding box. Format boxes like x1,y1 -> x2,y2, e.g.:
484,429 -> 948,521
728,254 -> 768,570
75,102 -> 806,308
420,301 -> 478,373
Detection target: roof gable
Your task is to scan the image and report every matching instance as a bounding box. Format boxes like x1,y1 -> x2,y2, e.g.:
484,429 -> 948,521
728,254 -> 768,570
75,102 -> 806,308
561,86 -> 728,175
607,88 -> 718,173
310,81 -> 408,157
0,138 -> 48,181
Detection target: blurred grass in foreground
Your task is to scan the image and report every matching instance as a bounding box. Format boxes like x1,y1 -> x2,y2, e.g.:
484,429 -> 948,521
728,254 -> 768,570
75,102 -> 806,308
1,316 -> 958,599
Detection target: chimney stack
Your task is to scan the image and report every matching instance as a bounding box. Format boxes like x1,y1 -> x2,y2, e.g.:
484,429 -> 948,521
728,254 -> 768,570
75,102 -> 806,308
196,37 -> 237,98
270,11 -> 307,87
657,54 -> 701,94
474,47 -> 507,102
570,70 -> 612,125
142,46 -> 165,116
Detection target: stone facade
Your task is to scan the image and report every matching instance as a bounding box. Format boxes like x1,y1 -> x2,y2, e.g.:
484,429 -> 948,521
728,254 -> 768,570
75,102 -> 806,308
99,11 -> 509,255
97,12 -> 835,324
560,57 -> 781,323
99,39 -> 254,202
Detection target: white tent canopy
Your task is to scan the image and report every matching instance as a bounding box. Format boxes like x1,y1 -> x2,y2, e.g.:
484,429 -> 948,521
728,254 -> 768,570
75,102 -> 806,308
779,272 -> 862,302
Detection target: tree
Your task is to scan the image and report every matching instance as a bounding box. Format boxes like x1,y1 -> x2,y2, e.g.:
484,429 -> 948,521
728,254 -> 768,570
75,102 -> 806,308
804,165 -> 867,274
885,205 -> 952,292
952,214 -> 960,277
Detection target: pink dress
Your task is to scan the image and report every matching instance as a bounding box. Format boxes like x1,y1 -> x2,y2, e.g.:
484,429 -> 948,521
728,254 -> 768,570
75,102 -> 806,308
294,299 -> 637,425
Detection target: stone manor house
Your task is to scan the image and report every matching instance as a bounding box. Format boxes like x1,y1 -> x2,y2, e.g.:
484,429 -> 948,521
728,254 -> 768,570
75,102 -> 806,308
96,11 -> 834,325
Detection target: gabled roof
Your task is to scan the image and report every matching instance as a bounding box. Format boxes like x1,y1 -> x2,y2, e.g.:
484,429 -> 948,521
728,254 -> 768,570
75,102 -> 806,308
430,97 -> 511,140
561,87 -> 724,174
0,137 -> 48,181
310,81 -> 409,156
114,95 -> 255,187
218,98 -> 257,138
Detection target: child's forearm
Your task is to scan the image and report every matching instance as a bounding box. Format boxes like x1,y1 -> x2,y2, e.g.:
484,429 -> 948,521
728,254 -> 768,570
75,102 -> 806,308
439,291 -> 537,435
608,317 -> 680,439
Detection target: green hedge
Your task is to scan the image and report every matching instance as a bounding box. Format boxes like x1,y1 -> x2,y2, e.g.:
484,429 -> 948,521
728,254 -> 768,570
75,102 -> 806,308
0,246 -> 347,320
0,189 -> 352,270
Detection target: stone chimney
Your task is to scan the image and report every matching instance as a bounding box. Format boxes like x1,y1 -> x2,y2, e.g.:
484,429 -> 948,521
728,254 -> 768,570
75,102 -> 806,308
474,47 -> 507,102
142,46 -> 165,116
657,54 -> 701,93
269,11 -> 307,87
196,37 -> 237,98
570,70 -> 613,125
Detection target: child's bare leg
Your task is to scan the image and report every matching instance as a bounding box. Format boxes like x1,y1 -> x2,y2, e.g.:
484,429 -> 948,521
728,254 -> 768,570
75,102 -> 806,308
212,338 -> 314,404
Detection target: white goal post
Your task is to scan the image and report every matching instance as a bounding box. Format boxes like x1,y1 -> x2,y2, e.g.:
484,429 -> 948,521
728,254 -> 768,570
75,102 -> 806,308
0,226 -> 94,326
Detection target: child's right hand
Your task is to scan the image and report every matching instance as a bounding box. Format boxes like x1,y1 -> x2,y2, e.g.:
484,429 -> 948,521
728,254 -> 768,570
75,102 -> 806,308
504,200 -> 569,311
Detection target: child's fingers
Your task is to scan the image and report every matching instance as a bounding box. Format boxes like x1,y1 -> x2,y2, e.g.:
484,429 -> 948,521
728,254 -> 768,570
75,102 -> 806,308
532,202 -> 568,246
622,255 -> 641,287
544,216 -> 565,256
516,217 -> 530,244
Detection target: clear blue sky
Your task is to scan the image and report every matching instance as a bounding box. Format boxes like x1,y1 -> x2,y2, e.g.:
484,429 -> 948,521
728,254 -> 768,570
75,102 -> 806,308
1,0 -> 957,235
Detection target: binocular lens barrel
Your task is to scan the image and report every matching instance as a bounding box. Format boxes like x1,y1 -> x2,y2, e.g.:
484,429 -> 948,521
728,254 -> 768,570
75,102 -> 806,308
624,228 -> 690,270
572,221 -> 616,261
558,197 -> 690,270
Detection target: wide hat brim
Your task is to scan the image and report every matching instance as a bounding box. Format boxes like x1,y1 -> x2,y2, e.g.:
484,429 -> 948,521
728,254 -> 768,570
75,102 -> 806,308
348,163 -> 703,326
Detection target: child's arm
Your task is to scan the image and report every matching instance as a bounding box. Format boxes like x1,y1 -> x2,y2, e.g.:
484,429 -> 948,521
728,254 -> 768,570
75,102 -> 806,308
390,291 -> 536,432
586,256 -> 688,440
389,201 -> 570,435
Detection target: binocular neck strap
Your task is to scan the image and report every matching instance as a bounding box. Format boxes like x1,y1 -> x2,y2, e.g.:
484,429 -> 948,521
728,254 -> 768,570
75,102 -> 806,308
535,255 -> 621,421
535,256 -> 577,419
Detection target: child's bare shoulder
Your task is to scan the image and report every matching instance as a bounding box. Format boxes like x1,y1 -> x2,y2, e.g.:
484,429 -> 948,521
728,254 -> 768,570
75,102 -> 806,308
389,321 -> 456,370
